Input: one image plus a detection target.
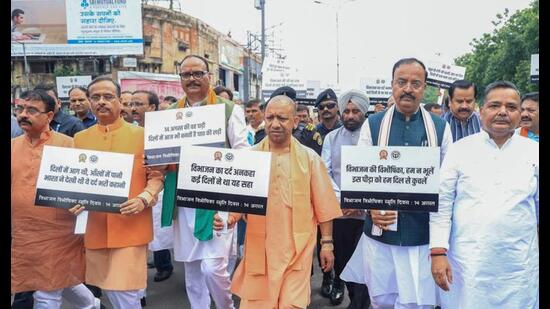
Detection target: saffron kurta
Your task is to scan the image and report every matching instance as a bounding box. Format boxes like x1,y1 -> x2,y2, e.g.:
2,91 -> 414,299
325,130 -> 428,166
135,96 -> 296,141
11,130 -> 85,293
231,137 -> 342,308
73,117 -> 164,290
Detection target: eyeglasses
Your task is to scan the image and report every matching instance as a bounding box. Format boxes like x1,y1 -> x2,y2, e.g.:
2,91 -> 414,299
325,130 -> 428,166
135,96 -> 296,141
89,94 -> 117,103
13,105 -> 49,116
394,79 -> 424,90
318,103 -> 337,110
179,71 -> 209,80
129,101 -> 146,108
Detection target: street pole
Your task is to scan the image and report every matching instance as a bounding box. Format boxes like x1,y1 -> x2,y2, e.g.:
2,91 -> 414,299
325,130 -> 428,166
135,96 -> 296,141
261,0 -> 266,65
19,41 -> 30,90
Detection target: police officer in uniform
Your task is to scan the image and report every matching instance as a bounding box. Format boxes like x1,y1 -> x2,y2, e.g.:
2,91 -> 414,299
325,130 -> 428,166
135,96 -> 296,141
254,86 -> 323,155
315,88 -> 343,138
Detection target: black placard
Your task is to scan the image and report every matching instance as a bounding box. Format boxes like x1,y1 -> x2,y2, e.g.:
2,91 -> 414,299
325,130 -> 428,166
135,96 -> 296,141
341,191 -> 438,212
35,188 -> 127,213
177,189 -> 267,215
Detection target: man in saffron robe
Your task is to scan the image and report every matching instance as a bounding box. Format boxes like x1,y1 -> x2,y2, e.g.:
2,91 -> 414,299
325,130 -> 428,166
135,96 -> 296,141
214,95 -> 342,308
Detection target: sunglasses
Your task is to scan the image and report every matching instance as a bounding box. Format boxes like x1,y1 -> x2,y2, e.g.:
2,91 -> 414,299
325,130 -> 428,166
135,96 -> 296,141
318,103 -> 336,110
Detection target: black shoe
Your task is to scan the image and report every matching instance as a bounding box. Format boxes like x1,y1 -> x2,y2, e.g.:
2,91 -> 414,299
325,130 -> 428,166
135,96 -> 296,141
140,297 -> 147,307
321,271 -> 334,298
147,262 -> 155,269
330,280 -> 345,305
153,269 -> 173,282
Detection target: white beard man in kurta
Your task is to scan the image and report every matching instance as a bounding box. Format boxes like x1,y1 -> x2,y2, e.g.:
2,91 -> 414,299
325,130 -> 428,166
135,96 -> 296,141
430,81 -> 539,308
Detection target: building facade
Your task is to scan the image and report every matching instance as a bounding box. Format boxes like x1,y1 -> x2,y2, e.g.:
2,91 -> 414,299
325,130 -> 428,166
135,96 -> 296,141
11,4 -> 262,104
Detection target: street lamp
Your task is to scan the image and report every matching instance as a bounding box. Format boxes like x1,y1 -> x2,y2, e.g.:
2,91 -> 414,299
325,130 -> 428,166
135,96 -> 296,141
313,0 -> 356,85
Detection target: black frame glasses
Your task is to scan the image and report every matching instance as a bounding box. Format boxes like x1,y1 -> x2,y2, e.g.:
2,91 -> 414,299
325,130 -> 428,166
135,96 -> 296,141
179,71 -> 209,80
13,105 -> 49,116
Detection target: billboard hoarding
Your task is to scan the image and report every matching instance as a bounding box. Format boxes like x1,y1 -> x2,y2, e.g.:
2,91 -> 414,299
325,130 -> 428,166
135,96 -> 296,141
11,0 -> 143,56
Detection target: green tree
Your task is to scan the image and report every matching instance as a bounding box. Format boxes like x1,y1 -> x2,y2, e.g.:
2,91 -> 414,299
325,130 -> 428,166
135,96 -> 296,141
455,0 -> 538,98
422,85 -> 440,104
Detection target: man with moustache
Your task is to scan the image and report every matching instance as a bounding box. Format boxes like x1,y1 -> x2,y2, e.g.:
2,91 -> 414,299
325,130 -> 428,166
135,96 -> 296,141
296,104 -> 313,125
321,89 -> 371,308
441,80 -> 481,142
130,90 -> 159,127
11,90 -> 98,309
215,95 -> 342,308
129,90 -> 175,283
314,88 -> 343,296
244,98 -> 265,144
316,88 -> 343,138
34,84 -> 85,137
69,86 -> 97,128
430,81 -> 539,308
120,91 -> 136,124
516,92 -> 539,142
164,54 -> 249,309
341,58 -> 452,309
69,77 -> 165,308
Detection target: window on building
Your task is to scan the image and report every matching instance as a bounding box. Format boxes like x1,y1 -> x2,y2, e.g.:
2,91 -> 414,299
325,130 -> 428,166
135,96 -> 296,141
219,68 -> 227,86
233,73 -> 240,93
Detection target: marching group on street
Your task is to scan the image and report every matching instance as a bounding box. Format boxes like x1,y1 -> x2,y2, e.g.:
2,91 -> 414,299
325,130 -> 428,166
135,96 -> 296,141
11,54 -> 539,309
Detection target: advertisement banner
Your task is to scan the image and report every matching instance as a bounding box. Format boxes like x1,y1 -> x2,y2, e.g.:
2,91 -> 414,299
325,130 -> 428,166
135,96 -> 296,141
144,104 -> 226,165
35,145 -> 134,213
11,0 -> 143,56
425,61 -> 466,89
176,146 -> 272,215
359,77 -> 392,104
56,75 -> 92,98
118,71 -> 184,101
340,146 -> 440,212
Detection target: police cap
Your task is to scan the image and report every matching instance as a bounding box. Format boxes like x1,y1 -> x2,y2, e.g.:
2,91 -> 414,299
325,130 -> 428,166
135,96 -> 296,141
315,88 -> 338,107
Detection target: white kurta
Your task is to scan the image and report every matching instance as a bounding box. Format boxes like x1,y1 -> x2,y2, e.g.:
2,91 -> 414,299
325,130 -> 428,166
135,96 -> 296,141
173,103 -> 250,262
341,114 -> 453,307
430,131 -> 539,309
148,190 -> 174,251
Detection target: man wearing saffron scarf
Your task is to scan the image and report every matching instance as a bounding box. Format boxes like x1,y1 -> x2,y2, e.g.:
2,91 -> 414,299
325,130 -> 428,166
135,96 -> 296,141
163,54 -> 249,309
214,95 -> 342,308
341,58 -> 452,309
69,77 -> 165,308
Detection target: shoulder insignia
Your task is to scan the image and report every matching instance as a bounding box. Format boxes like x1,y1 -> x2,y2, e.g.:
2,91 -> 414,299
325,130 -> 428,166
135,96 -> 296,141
313,132 -> 322,145
305,123 -> 315,131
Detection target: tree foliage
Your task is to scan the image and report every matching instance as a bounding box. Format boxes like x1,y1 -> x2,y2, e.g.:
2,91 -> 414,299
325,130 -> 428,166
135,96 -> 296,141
455,0 -> 538,98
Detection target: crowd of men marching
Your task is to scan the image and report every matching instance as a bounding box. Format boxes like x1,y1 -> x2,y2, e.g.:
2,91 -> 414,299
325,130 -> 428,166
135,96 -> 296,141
11,55 -> 539,309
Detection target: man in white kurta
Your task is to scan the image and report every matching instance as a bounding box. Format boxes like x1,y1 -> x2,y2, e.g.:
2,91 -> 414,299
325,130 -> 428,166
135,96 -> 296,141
171,55 -> 250,309
341,58 -> 453,309
430,81 -> 539,308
